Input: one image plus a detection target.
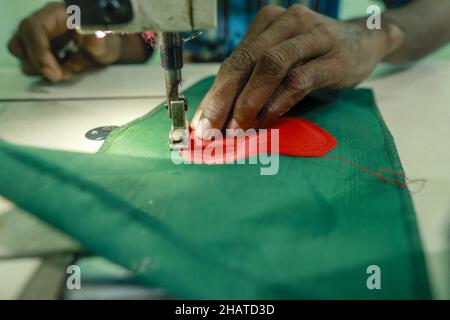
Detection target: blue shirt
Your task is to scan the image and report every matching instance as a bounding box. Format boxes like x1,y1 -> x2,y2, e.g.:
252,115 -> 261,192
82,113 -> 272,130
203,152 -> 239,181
185,0 -> 411,62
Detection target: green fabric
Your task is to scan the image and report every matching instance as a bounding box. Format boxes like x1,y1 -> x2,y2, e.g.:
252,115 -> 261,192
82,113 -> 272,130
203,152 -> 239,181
0,77 -> 430,299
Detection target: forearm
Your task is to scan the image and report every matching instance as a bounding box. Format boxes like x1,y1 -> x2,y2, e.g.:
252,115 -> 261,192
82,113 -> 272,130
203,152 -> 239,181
381,0 -> 450,63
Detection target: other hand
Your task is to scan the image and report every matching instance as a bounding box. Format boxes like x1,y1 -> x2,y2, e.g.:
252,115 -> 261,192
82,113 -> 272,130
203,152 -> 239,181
8,2 -> 124,82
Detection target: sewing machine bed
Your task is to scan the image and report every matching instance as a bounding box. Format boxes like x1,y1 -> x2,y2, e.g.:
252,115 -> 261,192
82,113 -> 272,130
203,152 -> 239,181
0,77 -> 430,299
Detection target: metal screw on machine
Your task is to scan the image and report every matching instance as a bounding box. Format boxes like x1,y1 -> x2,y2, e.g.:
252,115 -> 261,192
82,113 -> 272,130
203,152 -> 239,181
85,126 -> 118,141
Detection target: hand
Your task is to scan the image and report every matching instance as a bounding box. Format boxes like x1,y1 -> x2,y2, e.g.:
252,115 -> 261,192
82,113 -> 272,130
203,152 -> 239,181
7,2 -> 124,82
192,4 -> 403,139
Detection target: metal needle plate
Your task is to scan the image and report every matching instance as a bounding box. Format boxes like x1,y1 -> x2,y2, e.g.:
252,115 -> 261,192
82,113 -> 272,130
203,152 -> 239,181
85,126 -> 118,141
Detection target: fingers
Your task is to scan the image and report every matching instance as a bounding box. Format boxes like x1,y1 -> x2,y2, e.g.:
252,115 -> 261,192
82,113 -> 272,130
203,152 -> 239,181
7,34 -> 27,60
229,29 -> 335,131
191,5 -> 286,133
193,6 -> 308,139
10,2 -> 69,82
8,34 -> 39,75
191,5 -> 287,130
19,20 -> 63,82
59,50 -> 99,80
81,34 -> 123,65
191,51 -> 256,138
240,5 -> 286,45
82,35 -> 107,58
257,59 -> 335,128
21,60 -> 40,76
8,2 -> 115,82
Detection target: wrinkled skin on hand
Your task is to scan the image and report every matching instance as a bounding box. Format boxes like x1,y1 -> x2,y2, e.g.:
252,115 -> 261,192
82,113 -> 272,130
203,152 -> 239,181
192,4 -> 402,139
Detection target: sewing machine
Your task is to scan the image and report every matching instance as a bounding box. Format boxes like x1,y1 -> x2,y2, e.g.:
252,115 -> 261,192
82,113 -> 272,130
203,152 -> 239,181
64,0 -> 217,149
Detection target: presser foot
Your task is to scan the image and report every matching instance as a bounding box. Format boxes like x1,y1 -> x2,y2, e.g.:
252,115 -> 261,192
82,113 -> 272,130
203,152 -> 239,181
169,125 -> 190,150
167,98 -> 189,150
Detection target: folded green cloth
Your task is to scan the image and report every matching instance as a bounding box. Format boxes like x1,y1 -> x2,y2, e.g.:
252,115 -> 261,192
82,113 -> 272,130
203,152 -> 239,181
0,77 -> 430,299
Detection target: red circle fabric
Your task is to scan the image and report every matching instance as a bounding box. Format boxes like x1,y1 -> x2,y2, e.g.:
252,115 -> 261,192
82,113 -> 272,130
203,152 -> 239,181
180,117 -> 337,164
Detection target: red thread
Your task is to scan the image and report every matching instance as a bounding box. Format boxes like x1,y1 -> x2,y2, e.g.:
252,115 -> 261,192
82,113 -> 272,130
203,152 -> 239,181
180,117 -> 425,192
324,155 -> 426,192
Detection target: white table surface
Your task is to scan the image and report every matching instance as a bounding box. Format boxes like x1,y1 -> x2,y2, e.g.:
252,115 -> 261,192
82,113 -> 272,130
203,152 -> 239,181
0,63 -> 448,299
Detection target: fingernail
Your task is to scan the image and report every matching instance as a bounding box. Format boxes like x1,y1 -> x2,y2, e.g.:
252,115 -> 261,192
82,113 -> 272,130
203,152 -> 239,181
41,67 -> 61,82
226,119 -> 242,137
195,118 -> 213,140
